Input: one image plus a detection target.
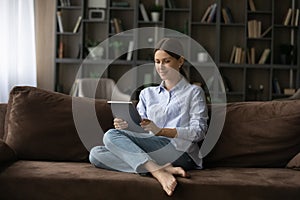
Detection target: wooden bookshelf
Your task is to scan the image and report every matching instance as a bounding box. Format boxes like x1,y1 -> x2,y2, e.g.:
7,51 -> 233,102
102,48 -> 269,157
54,0 -> 300,101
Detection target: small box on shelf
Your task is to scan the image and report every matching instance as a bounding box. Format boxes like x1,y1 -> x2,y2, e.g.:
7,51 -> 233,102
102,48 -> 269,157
284,88 -> 296,95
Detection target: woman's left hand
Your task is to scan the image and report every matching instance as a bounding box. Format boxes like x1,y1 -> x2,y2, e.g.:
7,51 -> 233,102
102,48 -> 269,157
140,119 -> 161,135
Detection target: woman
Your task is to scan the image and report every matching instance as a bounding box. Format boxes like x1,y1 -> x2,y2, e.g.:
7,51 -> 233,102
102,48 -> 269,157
89,38 -> 208,196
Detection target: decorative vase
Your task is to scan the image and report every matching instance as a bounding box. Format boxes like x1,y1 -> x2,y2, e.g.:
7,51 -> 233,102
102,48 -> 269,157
151,12 -> 160,22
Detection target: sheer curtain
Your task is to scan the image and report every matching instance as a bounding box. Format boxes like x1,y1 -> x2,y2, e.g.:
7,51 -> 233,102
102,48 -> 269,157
0,0 -> 37,103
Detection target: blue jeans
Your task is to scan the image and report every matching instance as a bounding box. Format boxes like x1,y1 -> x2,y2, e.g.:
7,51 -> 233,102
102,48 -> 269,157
89,129 -> 197,173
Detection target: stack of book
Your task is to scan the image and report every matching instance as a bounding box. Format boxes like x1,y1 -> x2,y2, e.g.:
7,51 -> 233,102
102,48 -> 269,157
248,20 -> 272,38
248,20 -> 261,38
229,46 -> 245,64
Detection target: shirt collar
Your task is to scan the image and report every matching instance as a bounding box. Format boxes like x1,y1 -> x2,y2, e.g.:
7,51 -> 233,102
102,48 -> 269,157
157,77 -> 189,93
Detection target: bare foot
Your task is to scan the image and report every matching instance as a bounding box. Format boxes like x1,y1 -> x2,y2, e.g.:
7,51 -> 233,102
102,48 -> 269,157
150,163 -> 189,196
163,163 -> 190,178
151,167 -> 177,196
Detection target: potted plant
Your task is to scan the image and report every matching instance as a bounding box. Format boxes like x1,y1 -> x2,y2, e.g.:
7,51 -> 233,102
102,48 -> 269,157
109,40 -> 125,59
150,4 -> 163,22
85,39 -> 104,59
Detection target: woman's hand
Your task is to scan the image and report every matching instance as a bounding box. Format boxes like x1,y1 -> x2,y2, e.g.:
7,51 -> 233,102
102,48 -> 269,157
113,118 -> 128,130
140,119 -> 161,135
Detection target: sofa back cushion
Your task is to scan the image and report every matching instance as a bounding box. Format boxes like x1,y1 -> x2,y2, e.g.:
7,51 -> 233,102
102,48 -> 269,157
0,104 -> 7,139
204,100 -> 300,168
4,86 -> 114,162
0,139 -> 16,163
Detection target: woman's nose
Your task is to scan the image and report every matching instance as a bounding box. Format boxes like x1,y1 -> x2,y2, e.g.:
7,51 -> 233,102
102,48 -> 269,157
157,62 -> 165,69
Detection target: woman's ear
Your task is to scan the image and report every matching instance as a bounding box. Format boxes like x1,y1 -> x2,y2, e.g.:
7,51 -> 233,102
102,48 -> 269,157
179,56 -> 185,67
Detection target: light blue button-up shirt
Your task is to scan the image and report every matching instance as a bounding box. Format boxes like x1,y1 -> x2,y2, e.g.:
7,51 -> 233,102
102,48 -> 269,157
136,78 -> 208,167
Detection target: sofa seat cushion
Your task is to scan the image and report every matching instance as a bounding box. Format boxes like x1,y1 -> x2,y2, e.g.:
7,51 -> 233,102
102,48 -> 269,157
205,100 -> 300,168
0,161 -> 299,200
4,86 -> 114,162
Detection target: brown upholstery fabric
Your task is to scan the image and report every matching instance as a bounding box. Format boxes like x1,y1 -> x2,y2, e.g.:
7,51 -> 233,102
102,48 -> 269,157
286,152 -> 300,169
0,139 -> 16,163
0,161 -> 300,200
204,100 -> 300,168
4,86 -> 113,162
0,104 -> 7,139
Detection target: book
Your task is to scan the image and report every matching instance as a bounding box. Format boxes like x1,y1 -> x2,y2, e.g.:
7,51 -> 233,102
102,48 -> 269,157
73,16 -> 82,33
139,3 -> 150,22
240,50 -> 246,64
167,0 -> 176,8
283,8 -> 292,26
260,25 -> 272,38
113,18 -> 123,33
234,47 -> 242,64
111,1 -> 130,7
222,7 -> 234,24
107,101 -> 145,133
248,0 -> 256,11
291,9 -> 296,26
58,41 -> 64,58
56,11 -> 64,33
229,46 -> 237,63
247,49 -> 251,64
294,9 -> 299,26
59,0 -> 65,6
207,3 -> 217,23
201,4 -> 212,22
247,20 -> 254,38
250,47 -> 256,64
60,0 -> 70,7
257,21 -> 261,37
258,48 -> 271,64
222,8 -> 229,24
126,41 -> 134,61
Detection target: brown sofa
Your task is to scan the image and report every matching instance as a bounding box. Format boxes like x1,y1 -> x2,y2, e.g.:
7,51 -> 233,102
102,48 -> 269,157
0,86 -> 300,200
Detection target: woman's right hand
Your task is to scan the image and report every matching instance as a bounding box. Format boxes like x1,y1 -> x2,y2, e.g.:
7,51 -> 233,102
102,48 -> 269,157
113,118 -> 128,130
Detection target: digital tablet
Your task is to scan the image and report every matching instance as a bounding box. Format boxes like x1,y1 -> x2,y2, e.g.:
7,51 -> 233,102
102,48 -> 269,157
107,101 -> 145,133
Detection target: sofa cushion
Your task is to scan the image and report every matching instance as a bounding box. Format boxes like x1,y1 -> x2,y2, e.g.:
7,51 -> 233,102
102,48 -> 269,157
204,100 -> 300,168
0,139 -> 16,163
0,104 -> 7,139
1,161 -> 300,200
4,86 -> 113,162
286,152 -> 300,170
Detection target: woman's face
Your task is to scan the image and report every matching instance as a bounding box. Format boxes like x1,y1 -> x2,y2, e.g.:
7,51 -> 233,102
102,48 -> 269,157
154,50 -> 184,81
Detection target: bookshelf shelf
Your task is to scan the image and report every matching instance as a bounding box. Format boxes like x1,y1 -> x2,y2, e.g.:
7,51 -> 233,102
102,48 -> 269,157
57,6 -> 82,10
55,58 -> 82,63
54,0 -> 299,102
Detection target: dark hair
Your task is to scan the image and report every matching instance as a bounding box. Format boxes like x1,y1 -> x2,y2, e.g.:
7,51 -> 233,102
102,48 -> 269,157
154,38 -> 188,79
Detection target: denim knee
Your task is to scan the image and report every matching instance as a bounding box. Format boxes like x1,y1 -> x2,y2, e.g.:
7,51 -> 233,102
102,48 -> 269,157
103,129 -> 122,146
89,146 -> 99,165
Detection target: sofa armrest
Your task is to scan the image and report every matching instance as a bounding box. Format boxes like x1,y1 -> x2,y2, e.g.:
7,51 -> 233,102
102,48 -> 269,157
0,104 -> 7,140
